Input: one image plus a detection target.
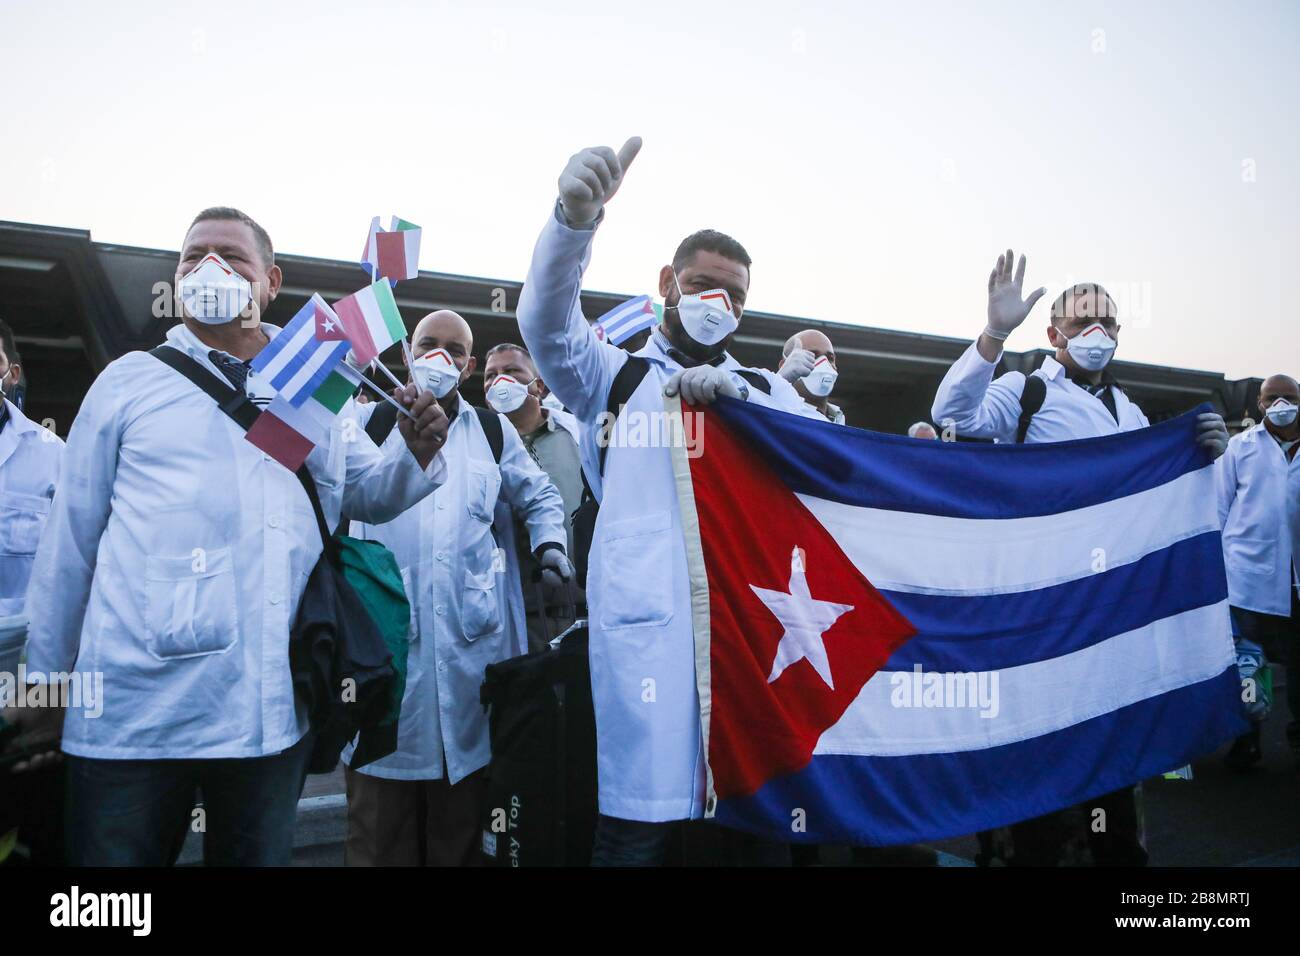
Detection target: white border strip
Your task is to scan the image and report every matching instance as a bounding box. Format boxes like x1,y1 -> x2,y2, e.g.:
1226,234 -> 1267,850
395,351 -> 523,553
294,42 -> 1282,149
667,393 -> 717,817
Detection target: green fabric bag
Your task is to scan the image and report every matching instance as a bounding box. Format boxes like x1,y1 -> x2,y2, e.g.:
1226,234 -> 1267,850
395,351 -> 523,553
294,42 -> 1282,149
336,535 -> 410,769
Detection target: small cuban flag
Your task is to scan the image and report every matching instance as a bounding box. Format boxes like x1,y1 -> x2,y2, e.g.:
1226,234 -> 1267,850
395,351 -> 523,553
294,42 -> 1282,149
361,215 -> 422,285
250,294 -> 351,408
245,321 -> 363,472
592,294 -> 661,345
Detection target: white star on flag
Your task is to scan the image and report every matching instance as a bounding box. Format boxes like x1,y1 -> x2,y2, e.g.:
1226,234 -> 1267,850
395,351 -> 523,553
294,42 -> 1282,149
751,549 -> 854,690
321,315 -> 336,333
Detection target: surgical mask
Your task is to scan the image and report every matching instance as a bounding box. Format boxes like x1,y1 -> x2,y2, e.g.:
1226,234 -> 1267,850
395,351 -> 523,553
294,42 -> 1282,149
803,356 -> 838,397
1265,399 -> 1298,427
178,252 -> 253,325
411,348 -> 461,398
486,374 -> 531,414
670,273 -> 738,347
1062,323 -> 1117,372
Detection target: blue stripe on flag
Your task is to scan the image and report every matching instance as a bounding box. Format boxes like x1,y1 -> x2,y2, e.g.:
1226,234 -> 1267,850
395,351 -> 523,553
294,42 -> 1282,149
284,340 -> 350,406
879,531 -> 1228,672
714,665 -> 1247,846
249,301 -> 314,374
710,397 -> 1215,519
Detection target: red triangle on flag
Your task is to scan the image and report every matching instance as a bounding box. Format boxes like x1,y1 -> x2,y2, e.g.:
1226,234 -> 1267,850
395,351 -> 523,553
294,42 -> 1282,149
688,404 -> 916,800
313,301 -> 349,342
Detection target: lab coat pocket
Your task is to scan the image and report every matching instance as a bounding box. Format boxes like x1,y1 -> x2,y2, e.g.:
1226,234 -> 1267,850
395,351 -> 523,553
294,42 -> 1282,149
0,491 -> 50,556
400,566 -> 419,643
466,463 -> 501,524
462,568 -> 502,642
599,510 -> 675,630
144,547 -> 239,660
1226,536 -> 1273,574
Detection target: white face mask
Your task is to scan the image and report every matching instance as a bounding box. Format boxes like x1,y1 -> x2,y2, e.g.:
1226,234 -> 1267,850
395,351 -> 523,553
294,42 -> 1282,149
803,356 -> 838,397
178,252 -> 253,325
671,273 -> 738,347
1062,323 -> 1117,372
412,348 -> 461,398
486,374 -> 531,414
1265,399 -> 1298,427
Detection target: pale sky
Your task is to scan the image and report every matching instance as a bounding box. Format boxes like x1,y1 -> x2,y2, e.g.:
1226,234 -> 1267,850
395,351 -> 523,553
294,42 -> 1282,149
2,0 -> 1296,378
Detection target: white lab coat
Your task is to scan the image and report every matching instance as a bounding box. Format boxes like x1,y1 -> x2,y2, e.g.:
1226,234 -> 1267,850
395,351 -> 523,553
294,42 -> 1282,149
516,205 -> 822,822
1216,422 -> 1300,616
932,342 -> 1149,443
23,323 -> 446,760
0,398 -> 64,618
1290,462 -> 1300,603
343,398 -> 565,783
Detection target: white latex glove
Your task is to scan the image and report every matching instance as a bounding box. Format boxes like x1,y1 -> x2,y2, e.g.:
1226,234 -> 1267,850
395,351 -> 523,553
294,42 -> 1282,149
539,548 -> 574,588
1195,412 -> 1229,460
986,249 -> 1046,339
779,347 -> 816,383
558,137 -> 643,226
663,366 -> 745,406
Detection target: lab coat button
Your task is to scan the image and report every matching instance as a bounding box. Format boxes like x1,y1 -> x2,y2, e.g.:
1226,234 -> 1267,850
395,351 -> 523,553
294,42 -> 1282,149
270,593 -> 282,605
435,605 -> 446,615
268,515 -> 280,528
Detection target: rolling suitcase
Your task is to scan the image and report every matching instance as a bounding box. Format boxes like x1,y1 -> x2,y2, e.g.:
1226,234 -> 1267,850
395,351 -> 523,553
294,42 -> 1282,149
479,586 -> 597,866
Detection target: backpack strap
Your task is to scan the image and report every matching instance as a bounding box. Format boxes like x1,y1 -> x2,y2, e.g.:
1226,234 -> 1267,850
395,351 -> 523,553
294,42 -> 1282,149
473,406 -> 504,464
597,356 -> 652,476
735,369 -> 772,396
1016,373 -> 1047,444
149,345 -> 334,556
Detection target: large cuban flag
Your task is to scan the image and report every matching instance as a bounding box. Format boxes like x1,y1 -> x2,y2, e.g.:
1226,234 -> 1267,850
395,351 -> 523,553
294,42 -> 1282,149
671,396 -> 1248,846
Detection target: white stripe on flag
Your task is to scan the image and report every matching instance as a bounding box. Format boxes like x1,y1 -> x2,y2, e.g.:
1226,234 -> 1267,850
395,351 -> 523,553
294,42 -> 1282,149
258,316 -> 317,384
279,340 -> 341,403
797,466 -> 1218,596
265,393 -> 334,448
813,599 -> 1233,758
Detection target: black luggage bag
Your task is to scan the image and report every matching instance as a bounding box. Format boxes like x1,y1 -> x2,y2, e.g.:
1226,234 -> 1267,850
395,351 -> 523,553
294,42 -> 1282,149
479,595 -> 597,867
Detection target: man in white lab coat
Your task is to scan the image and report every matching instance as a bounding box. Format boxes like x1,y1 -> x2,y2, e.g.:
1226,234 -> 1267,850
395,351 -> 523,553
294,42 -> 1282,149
516,137 -> 823,866
1216,373 -> 1300,770
4,207 -> 450,866
341,310 -> 569,866
776,330 -> 846,424
930,251 -> 1229,866
0,318 -> 64,621
482,342 -> 586,652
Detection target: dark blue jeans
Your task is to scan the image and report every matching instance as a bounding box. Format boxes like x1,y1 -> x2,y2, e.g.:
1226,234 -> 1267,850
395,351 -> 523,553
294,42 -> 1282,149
590,814 -> 792,866
590,815 -> 676,866
65,731 -> 315,866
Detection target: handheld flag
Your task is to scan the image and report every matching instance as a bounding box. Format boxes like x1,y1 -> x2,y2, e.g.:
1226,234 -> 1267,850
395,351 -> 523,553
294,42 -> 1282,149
244,364 -> 357,471
361,215 -> 422,284
592,295 -> 660,345
249,294 -> 350,407
333,280 -> 407,366
672,398 -> 1247,846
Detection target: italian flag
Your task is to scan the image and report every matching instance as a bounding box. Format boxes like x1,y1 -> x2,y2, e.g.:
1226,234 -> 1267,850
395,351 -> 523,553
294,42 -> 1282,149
361,215 -> 422,284
333,279 -> 406,366
245,366 -> 358,471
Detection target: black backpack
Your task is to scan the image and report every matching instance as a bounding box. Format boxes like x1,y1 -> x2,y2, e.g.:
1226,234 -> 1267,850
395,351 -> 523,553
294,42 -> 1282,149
569,358 -> 771,586
361,399 -> 503,460
338,400 -> 504,535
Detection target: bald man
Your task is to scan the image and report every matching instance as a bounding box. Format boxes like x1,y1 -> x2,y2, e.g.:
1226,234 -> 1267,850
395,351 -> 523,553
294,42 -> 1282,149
778,329 -> 845,424
340,309 -> 569,866
907,422 -> 938,440
1217,373 -> 1300,771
